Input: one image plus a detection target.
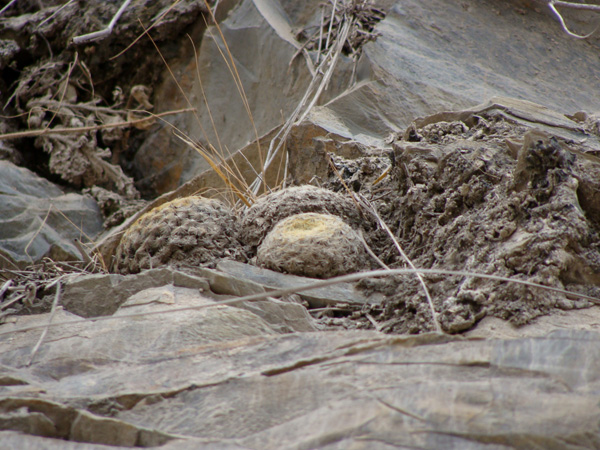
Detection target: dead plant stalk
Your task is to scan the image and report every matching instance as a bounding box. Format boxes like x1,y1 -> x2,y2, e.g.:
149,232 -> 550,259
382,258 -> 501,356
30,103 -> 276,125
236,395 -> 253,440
0,108 -> 195,141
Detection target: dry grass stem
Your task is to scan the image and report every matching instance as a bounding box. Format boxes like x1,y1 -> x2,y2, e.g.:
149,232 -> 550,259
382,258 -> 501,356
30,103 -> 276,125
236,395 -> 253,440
0,0 -> 17,16
201,1 -> 266,191
548,0 -> 600,38
27,280 -> 63,366
249,15 -> 352,197
174,132 -> 255,206
0,108 -> 194,141
360,198 -> 442,333
72,0 -> 132,44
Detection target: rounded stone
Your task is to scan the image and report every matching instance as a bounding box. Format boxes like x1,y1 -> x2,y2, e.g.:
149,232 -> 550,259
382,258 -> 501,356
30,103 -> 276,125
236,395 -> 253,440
256,212 -> 367,278
240,185 -> 372,249
114,196 -> 245,274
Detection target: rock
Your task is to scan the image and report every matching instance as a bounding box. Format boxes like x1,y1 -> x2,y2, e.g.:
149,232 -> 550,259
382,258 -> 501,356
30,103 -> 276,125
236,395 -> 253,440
0,160 -> 103,269
114,196 -> 245,274
2,306 -> 600,449
198,260 -> 384,308
240,185 -> 370,249
60,268 -> 210,318
121,284 -> 318,334
0,398 -> 174,447
256,213 -> 368,278
132,0 -> 600,194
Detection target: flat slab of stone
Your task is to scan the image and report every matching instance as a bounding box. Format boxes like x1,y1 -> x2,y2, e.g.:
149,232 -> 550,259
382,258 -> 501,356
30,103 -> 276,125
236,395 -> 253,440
2,306 -> 599,450
61,268 -> 210,318
197,260 -> 384,308
0,160 -> 103,268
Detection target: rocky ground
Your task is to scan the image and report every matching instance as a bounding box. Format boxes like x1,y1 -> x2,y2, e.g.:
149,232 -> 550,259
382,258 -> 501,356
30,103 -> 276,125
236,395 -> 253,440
2,0 -> 600,448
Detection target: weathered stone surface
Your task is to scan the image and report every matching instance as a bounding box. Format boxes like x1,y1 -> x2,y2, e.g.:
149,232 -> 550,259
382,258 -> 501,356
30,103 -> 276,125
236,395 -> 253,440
60,268 -> 210,318
0,160 -> 103,269
2,303 -> 600,450
256,213 -> 368,278
134,0 -> 600,194
198,260 -> 384,308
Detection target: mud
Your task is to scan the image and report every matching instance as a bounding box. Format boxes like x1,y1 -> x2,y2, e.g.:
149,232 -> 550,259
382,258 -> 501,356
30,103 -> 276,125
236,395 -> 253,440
323,115 -> 600,333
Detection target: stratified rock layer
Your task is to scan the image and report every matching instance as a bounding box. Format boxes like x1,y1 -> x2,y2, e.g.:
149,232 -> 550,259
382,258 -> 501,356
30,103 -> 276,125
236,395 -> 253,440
0,160 -> 103,268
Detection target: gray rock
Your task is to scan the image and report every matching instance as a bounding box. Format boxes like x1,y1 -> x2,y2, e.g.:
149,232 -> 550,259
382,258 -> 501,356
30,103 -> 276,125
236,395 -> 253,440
198,260 -> 384,308
61,268 -> 210,318
131,0 -> 600,193
1,303 -> 599,449
0,160 -> 104,268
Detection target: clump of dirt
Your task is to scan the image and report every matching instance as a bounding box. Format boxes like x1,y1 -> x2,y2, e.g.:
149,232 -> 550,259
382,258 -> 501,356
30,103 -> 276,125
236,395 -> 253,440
0,1 -> 210,197
114,197 -> 246,274
84,186 -> 147,228
324,114 -> 600,333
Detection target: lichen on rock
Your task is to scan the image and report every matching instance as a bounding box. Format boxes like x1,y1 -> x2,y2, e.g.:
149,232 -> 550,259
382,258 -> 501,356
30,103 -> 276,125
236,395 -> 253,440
256,212 -> 367,278
114,196 -> 245,274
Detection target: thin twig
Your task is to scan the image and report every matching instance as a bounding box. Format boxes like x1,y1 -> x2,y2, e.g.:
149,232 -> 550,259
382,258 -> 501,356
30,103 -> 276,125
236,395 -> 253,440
249,16 -> 352,197
73,239 -> 93,266
551,1 -> 600,12
2,267 -> 598,338
201,1 -> 266,193
0,107 -> 194,141
38,0 -> 76,28
0,0 -> 17,16
24,204 -> 52,265
361,198 -> 442,334
359,231 -> 389,270
27,280 -> 62,366
317,6 -> 325,65
324,0 -> 339,56
0,280 -> 12,300
72,0 -> 132,45
366,313 -> 383,332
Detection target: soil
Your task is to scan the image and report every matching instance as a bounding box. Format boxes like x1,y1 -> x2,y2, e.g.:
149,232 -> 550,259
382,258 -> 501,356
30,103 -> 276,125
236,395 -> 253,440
322,116 -> 600,333
2,0 -> 600,335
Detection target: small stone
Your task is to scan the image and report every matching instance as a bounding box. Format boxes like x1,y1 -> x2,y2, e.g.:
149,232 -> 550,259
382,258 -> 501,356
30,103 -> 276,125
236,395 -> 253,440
114,197 -> 245,274
256,213 -> 367,279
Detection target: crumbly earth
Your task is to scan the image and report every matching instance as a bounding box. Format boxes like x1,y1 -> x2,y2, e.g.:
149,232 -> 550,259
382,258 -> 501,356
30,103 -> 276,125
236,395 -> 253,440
323,116 -> 600,333
256,213 -> 368,278
114,197 -> 246,274
240,185 -> 375,251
